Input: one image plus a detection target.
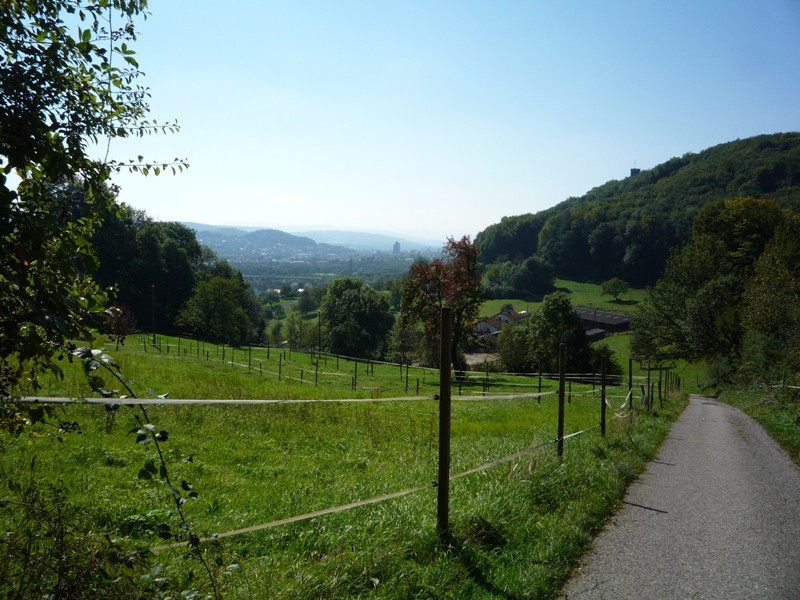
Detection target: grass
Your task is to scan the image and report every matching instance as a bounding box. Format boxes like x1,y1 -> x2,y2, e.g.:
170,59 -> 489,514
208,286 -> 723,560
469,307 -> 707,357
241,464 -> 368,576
480,279 -> 645,320
2,334 -> 687,598
718,386 -> 800,466
553,279 -> 645,317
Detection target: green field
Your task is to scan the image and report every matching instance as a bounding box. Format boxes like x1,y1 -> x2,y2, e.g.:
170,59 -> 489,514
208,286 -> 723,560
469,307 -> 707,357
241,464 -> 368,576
480,279 -> 646,319
1,335 -> 686,599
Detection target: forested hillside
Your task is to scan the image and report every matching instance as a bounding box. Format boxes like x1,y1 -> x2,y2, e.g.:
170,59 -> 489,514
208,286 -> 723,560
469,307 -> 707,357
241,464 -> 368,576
476,132 -> 800,286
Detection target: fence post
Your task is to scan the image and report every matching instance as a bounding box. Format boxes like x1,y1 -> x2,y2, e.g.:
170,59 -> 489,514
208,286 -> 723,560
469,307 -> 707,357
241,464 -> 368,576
557,343 -> 566,459
437,307 -> 453,542
600,355 -> 607,437
628,357 -> 634,416
538,365 -> 542,401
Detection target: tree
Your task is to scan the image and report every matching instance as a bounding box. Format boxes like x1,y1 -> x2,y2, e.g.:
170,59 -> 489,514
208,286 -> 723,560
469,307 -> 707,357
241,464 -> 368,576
601,277 -> 629,302
1,1 -> 183,395
498,292 -> 592,374
176,276 -> 255,345
739,216 -> 800,381
400,236 -> 482,373
631,198 -> 795,381
319,278 -> 394,359
512,256 -> 555,297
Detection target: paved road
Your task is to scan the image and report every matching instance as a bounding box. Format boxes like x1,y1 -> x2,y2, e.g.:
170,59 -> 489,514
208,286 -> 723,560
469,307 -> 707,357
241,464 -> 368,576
561,395 -> 800,600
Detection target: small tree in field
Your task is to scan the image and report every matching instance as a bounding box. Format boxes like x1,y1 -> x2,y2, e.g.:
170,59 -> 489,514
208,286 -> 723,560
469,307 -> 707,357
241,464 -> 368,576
601,277 -> 629,302
400,236 -> 482,373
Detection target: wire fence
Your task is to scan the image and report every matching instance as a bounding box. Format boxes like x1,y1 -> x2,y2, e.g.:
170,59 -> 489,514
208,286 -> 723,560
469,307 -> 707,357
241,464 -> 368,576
5,314 -> 680,555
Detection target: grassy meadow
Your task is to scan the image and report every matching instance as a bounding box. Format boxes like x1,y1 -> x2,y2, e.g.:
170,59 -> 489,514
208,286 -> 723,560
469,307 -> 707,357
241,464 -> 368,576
1,332 -> 687,599
479,278 -> 646,319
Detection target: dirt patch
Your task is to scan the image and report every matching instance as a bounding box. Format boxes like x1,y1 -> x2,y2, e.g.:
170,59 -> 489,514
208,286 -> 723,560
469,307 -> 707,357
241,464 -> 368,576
465,353 -> 498,366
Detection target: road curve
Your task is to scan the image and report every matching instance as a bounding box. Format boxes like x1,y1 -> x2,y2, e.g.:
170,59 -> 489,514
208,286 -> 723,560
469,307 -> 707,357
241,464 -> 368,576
561,395 -> 800,600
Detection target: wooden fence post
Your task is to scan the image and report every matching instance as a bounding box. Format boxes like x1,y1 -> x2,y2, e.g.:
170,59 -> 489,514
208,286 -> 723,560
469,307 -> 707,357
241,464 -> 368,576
600,355 -> 607,437
538,365 -> 542,401
557,343 -> 566,459
628,357 -> 634,416
437,307 -> 453,542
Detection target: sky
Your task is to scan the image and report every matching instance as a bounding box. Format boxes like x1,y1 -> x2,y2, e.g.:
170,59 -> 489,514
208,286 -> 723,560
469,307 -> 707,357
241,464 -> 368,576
104,0 -> 800,243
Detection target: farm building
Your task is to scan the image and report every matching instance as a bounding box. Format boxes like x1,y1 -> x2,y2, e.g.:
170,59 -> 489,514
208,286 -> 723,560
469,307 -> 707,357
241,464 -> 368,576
575,308 -> 631,338
475,308 -> 529,337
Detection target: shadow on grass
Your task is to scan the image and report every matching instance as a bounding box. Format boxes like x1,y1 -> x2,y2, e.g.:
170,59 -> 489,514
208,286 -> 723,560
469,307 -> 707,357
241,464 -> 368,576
612,299 -> 639,306
444,525 -> 524,600
454,543 -> 522,600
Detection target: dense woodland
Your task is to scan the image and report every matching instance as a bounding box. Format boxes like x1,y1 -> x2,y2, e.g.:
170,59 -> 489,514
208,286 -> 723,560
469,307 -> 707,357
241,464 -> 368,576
475,133 -> 800,287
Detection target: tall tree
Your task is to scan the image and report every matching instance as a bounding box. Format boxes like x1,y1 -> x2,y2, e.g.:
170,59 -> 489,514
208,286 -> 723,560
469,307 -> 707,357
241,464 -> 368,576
740,216 -> 800,381
1,1 -> 182,395
497,292 -> 594,373
632,197 -> 795,380
176,275 -> 255,346
400,236 -> 482,373
319,277 -> 394,359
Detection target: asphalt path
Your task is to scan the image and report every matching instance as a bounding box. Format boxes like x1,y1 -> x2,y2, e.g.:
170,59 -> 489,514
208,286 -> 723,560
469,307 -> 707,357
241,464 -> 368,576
561,395 -> 800,600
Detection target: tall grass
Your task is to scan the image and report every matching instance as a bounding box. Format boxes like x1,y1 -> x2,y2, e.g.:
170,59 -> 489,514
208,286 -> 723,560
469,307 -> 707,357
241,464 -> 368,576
2,334 -> 686,598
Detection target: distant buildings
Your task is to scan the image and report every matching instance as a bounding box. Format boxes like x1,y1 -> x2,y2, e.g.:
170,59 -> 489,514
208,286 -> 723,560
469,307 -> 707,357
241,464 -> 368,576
475,308 -> 528,336
575,308 -> 631,341
474,306 -> 630,341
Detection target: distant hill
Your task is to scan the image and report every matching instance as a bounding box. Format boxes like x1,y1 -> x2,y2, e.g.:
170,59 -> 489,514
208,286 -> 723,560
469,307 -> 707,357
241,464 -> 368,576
184,223 -> 350,262
475,132 -> 800,286
292,230 -> 439,252
183,223 -> 438,262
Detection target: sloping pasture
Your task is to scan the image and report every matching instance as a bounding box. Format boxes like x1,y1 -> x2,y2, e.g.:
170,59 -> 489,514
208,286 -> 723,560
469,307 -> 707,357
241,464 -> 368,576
1,335 -> 684,598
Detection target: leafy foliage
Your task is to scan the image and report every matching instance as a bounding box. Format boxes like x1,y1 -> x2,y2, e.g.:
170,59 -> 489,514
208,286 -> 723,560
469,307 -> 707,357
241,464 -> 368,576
476,133 -> 800,287
632,197 -> 800,384
176,274 -> 257,345
601,277 -> 629,301
0,1 -> 184,396
319,277 -> 394,359
498,292 -> 603,373
400,236 -> 483,371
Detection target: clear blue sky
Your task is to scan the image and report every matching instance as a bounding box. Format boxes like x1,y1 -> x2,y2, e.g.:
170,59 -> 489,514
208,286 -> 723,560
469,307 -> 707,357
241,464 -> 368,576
107,0 -> 800,243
